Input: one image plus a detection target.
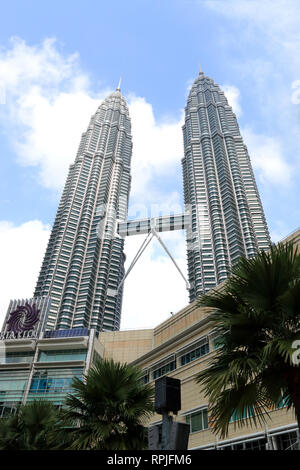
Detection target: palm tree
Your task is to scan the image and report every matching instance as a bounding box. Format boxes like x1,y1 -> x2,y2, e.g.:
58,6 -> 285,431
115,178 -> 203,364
0,400 -> 63,450
62,359 -> 154,450
196,242 -> 300,438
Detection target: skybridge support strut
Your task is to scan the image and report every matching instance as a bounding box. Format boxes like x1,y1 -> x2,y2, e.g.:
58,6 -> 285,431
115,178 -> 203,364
116,228 -> 190,295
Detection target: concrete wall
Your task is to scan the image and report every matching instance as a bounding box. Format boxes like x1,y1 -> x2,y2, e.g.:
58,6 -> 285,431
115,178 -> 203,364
98,329 -> 153,364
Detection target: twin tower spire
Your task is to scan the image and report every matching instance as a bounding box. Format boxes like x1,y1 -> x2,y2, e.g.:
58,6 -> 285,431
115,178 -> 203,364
35,71 -> 270,331
116,76 -> 122,92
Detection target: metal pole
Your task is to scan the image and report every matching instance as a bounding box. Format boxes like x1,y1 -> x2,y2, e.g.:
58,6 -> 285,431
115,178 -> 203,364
161,412 -> 173,450
116,231 -> 154,294
152,230 -> 190,290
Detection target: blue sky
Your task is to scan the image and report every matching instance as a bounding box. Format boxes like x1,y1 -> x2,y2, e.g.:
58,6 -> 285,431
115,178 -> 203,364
0,0 -> 299,329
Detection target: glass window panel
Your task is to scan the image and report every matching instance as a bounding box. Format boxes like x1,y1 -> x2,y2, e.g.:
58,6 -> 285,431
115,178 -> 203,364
38,349 -> 87,362
191,413 -> 203,432
186,409 -> 208,433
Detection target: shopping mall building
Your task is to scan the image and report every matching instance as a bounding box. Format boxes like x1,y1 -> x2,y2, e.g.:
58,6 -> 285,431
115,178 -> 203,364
0,228 -> 299,450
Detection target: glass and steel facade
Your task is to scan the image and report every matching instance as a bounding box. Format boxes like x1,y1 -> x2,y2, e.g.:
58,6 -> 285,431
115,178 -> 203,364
182,72 -> 270,301
27,367 -> 83,404
34,88 -> 132,331
0,370 -> 30,416
0,327 -> 102,412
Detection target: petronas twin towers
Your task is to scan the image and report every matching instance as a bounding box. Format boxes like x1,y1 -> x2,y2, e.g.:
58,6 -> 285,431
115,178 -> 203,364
35,71 -> 270,331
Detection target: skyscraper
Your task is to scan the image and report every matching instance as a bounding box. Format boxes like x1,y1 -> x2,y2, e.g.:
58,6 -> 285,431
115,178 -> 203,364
182,71 -> 270,301
35,85 -> 132,331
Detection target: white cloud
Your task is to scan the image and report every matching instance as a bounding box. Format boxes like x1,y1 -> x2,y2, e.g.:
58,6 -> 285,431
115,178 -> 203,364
128,95 -> 184,201
204,0 -> 300,117
0,37 -> 108,190
205,0 -> 300,56
221,84 -> 242,117
203,1 -> 299,188
242,128 -> 292,186
0,220 -> 50,329
0,37 -> 78,90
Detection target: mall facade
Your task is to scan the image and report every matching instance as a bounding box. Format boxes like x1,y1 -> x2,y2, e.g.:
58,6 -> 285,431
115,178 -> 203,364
0,321 -> 103,417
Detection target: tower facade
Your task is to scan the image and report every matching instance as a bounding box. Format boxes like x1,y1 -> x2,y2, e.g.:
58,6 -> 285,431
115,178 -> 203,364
182,72 -> 270,301
35,87 -> 132,331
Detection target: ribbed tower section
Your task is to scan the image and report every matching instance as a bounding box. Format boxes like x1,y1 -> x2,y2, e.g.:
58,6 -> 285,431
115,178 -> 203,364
35,87 -> 132,331
182,72 -> 270,302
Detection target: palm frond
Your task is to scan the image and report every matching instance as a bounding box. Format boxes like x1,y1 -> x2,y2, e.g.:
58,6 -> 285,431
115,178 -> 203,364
61,358 -> 154,449
195,242 -> 300,438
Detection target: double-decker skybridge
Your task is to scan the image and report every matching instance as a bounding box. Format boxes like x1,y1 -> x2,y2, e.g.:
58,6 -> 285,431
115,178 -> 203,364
112,213 -> 192,296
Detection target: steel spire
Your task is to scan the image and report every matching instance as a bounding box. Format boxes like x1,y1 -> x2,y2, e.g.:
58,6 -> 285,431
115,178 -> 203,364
116,76 -> 122,91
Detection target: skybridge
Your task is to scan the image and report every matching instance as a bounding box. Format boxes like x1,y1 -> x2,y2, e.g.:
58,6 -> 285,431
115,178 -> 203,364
113,213 -> 192,296
117,213 -> 191,237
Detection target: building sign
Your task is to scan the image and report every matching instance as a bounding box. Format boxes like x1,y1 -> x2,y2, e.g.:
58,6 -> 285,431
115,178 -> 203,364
0,297 -> 51,340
